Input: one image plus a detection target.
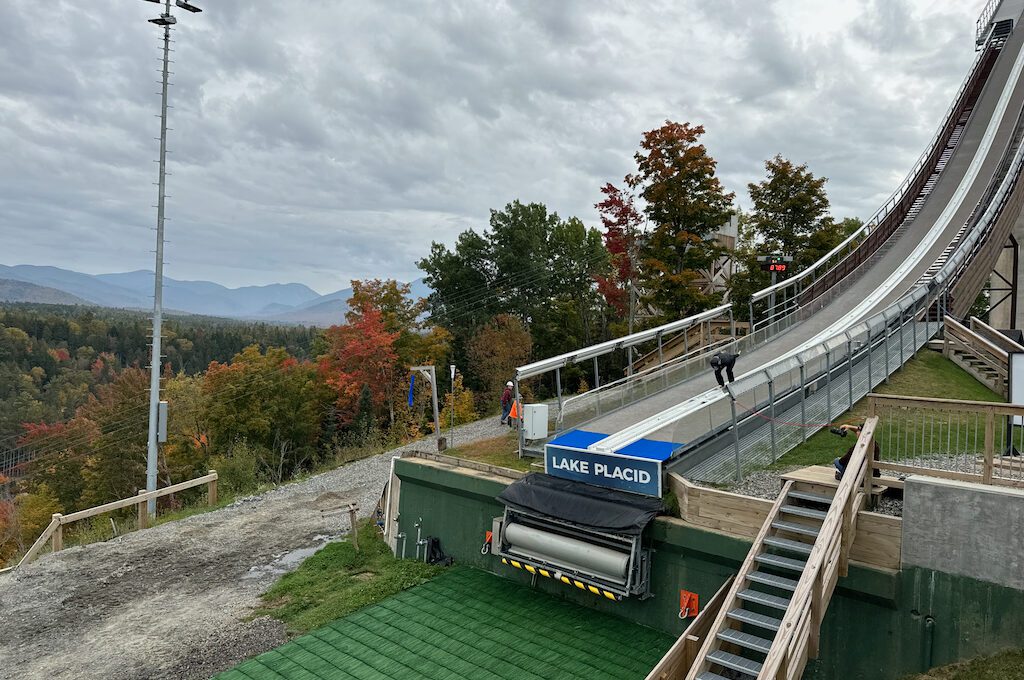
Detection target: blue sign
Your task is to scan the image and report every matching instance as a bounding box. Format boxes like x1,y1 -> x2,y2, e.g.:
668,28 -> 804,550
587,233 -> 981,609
545,444 -> 663,497
408,374 -> 416,407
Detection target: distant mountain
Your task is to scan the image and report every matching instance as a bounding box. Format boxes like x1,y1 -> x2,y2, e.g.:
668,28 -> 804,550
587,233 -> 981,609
95,270 -> 320,318
0,278 -> 90,305
0,264 -> 430,327
0,264 -> 150,308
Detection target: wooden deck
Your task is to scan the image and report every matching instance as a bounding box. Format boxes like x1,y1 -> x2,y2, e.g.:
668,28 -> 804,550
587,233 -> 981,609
781,464 -> 903,493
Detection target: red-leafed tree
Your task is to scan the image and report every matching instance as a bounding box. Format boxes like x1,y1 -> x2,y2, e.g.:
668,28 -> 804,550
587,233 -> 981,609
594,183 -> 642,316
319,305 -> 400,427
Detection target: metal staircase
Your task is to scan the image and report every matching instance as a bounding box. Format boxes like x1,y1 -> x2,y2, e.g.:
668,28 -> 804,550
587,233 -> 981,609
682,419 -> 879,680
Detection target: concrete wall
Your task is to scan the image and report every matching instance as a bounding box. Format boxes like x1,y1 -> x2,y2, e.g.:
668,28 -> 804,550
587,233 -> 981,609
903,475 -> 1024,590
395,458 -> 1024,680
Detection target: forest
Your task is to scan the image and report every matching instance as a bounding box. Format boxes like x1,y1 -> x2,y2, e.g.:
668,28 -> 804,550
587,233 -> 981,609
0,120 -> 860,565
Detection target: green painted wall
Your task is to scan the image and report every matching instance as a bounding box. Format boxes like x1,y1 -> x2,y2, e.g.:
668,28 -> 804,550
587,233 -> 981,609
395,460 -> 1024,679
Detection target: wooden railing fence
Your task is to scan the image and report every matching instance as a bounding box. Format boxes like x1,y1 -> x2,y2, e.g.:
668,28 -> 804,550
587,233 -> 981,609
0,470 -> 217,574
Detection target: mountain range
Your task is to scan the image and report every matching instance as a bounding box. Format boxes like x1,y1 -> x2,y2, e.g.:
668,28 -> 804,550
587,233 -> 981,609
0,264 -> 430,327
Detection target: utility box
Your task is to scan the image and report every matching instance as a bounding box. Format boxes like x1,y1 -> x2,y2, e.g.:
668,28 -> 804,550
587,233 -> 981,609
523,403 -> 548,440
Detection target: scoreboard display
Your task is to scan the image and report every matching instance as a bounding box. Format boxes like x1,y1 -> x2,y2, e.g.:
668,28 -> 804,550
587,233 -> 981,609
759,255 -> 792,273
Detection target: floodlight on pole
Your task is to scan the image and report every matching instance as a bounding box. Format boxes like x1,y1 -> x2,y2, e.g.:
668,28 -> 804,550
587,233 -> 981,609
143,0 -> 201,518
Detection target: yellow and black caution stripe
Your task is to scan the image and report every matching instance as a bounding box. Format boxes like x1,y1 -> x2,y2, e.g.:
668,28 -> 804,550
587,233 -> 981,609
501,557 -> 620,601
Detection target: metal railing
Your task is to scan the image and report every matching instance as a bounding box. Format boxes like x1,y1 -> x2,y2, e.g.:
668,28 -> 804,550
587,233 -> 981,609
556,337 -> 738,432
977,0 -> 1000,47
868,394 -> 1024,487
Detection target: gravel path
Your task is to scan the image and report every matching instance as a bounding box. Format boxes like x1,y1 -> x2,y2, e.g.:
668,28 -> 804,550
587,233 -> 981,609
0,418 -> 510,680
714,453 -> 1004,519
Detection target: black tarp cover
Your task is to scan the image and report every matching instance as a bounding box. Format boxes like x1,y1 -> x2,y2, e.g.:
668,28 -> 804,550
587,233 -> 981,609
496,473 -> 663,536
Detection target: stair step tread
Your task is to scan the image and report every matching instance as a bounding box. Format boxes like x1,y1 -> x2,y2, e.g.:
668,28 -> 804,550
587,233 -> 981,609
772,519 -> 820,537
788,490 -> 834,505
781,504 -> 827,520
728,608 -> 783,632
738,588 -> 791,610
755,553 -> 807,572
717,628 -> 774,654
708,650 -> 763,676
748,570 -> 798,591
764,536 -> 814,556
697,673 -> 731,680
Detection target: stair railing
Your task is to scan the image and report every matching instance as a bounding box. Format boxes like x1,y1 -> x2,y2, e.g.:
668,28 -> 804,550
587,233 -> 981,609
759,417 -> 878,680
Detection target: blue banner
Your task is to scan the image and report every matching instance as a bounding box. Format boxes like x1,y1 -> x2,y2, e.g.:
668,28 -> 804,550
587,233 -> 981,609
408,375 -> 415,407
545,444 -> 662,497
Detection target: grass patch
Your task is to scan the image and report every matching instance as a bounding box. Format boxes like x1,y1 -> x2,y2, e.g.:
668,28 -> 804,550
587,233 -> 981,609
772,350 -> 1003,469
254,520 -> 443,635
447,431 -> 533,472
901,649 -> 1024,679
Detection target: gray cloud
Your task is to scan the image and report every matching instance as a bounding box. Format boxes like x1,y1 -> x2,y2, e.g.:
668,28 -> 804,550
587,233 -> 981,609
0,0 -> 979,292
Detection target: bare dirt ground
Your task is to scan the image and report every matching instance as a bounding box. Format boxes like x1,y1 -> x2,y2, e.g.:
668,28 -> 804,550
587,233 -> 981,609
0,418 -> 510,680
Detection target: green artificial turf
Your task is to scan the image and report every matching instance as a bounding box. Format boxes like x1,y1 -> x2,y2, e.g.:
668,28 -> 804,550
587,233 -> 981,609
220,567 -> 674,680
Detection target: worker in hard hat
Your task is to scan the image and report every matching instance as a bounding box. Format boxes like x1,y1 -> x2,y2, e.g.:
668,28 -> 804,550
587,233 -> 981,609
500,381 -> 515,426
709,350 -> 739,388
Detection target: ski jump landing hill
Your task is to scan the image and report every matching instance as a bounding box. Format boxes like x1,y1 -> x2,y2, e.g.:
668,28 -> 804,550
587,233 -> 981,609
515,0 -> 1024,491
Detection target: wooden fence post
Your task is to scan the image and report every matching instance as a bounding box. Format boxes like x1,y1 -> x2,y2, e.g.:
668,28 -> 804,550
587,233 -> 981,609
137,490 -> 149,530
51,514 -> 63,552
984,407 -> 995,484
348,503 -> 360,551
207,470 -> 218,506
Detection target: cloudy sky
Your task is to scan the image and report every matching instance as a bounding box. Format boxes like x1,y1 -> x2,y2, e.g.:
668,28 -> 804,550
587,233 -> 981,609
0,0 -> 979,293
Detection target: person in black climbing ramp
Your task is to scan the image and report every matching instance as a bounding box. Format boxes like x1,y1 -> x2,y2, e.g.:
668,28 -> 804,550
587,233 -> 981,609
709,350 -> 739,388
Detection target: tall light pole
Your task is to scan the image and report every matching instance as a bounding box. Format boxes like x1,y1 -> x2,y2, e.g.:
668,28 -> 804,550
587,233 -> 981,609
143,0 -> 202,517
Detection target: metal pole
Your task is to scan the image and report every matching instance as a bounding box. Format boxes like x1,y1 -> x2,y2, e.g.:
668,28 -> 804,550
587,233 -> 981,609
731,397 -> 742,483
884,317 -> 891,385
515,378 -> 525,456
555,367 -> 563,411
749,300 -> 755,334
825,349 -> 833,421
658,332 -> 667,388
847,340 -> 854,412
593,357 -> 600,388
799,362 -> 807,442
729,307 -> 736,338
899,312 -> 906,367
768,379 -> 778,462
867,331 -> 874,391
429,367 -> 441,449
146,0 -> 174,518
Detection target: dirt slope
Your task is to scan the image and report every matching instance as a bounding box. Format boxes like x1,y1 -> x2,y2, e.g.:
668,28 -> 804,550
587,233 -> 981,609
0,419 -> 509,680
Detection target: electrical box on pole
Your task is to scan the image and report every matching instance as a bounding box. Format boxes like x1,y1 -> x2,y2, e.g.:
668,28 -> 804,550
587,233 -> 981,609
158,401 -> 168,443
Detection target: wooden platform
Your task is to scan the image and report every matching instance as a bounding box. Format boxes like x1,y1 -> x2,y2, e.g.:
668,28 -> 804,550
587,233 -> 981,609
781,465 -> 903,493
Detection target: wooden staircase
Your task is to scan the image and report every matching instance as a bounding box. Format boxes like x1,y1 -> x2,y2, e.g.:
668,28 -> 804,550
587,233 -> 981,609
943,315 -> 1024,397
678,418 -> 879,680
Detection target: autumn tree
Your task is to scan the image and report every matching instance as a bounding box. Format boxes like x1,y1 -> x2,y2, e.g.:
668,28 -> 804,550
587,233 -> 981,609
466,315 -> 533,412
628,121 -> 735,321
319,306 -> 400,427
205,346 -> 329,477
594,183 -> 642,316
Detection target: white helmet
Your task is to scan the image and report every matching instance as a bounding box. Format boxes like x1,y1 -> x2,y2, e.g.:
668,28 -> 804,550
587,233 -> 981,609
506,381 -> 514,387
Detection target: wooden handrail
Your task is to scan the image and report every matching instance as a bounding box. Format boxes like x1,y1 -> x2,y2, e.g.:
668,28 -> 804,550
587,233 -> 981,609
970,315 -> 1024,353
683,481 -> 797,680
645,576 -> 735,680
6,470 -> 217,572
760,417 -> 878,680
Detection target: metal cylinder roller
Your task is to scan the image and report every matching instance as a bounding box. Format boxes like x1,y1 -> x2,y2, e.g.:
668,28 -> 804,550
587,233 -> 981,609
504,522 -> 629,582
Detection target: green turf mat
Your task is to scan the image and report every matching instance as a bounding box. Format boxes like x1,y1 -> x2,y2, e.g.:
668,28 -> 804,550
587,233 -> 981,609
216,567 -> 674,680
